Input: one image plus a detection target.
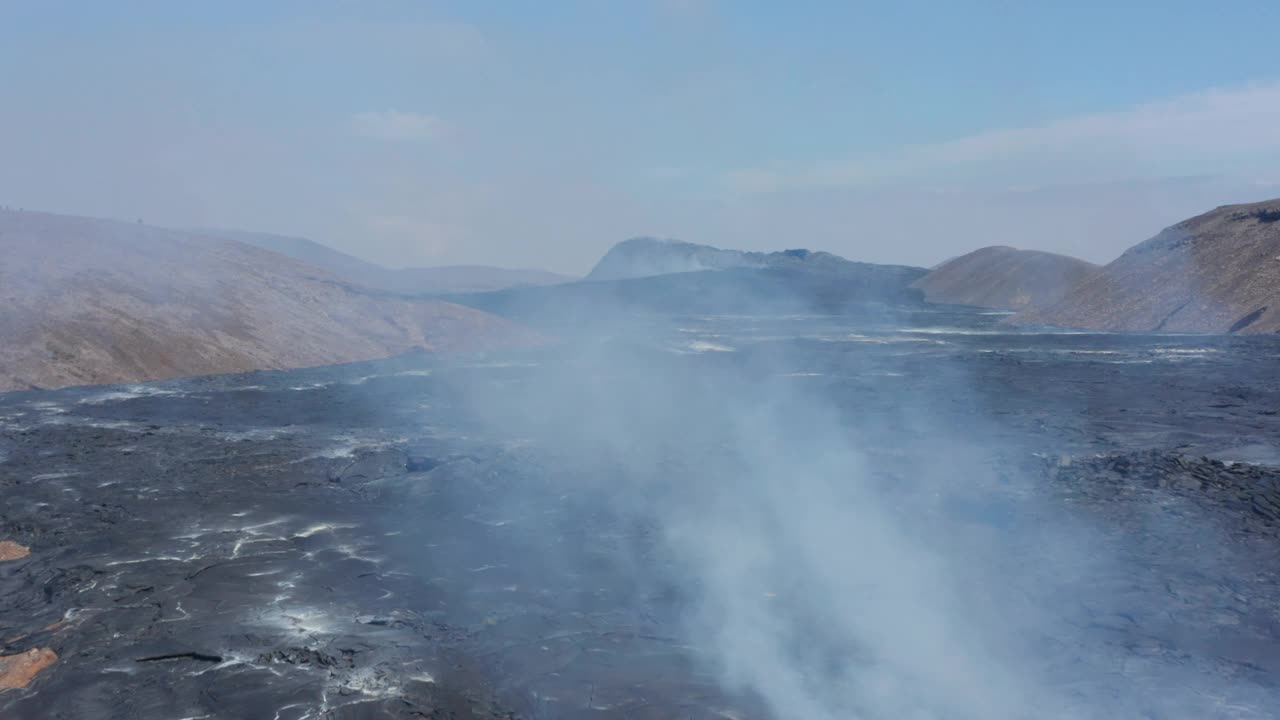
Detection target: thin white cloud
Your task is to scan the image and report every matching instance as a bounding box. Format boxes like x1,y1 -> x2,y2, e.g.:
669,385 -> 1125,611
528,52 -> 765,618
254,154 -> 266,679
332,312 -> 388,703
918,82 -> 1280,169
351,111 -> 448,143
728,82 -> 1280,193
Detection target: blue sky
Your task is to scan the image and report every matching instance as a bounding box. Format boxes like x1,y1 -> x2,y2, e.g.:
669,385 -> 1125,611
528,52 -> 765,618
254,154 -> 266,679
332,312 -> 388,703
2,1 -> 1279,273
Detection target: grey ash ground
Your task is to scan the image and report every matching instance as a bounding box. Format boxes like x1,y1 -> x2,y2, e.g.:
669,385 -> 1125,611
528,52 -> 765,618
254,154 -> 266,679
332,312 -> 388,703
3,307 -> 1280,718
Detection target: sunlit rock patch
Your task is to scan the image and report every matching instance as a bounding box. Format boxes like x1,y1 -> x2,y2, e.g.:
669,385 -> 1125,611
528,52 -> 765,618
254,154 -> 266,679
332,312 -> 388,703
0,649 -> 57,691
0,541 -> 29,562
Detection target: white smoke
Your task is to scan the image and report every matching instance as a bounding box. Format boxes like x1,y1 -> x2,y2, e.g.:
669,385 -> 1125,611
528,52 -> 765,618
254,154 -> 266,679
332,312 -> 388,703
441,309 -> 1275,719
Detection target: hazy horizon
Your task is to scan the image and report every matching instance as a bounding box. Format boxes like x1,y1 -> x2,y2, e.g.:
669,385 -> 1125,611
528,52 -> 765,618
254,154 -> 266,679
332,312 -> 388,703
4,2 -> 1280,274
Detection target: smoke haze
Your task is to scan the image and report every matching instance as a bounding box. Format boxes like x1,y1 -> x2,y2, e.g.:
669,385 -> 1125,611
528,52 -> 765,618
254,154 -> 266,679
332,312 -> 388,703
408,305 -> 1278,719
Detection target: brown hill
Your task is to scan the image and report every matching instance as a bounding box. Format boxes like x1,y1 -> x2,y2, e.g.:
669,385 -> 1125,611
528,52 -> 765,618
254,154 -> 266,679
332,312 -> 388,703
1013,199 -> 1280,334
0,210 -> 541,391
913,246 -> 1098,310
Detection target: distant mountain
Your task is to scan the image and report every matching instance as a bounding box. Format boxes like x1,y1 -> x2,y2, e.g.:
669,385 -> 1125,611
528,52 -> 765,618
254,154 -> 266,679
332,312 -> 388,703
0,211 -> 541,391
1013,199 -> 1280,333
452,239 -> 928,327
585,237 -> 924,284
587,237 -> 760,280
912,246 -> 1098,310
206,230 -> 573,295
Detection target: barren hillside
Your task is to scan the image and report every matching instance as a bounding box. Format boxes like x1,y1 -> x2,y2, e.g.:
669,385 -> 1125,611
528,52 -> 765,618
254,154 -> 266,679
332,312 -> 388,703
0,211 -> 541,391
1014,199 -> 1280,333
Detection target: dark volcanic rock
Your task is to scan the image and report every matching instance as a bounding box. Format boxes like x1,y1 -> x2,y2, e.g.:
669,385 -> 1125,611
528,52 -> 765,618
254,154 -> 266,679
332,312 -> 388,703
0,355 -> 756,719
1035,450 -> 1280,532
3,312 -> 1280,718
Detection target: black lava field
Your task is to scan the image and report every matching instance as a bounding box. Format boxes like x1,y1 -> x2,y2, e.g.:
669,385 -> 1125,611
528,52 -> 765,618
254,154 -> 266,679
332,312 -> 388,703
4,308 -> 1280,719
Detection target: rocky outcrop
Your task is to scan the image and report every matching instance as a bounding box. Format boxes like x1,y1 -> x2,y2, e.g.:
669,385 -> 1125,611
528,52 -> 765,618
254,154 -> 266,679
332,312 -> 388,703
914,246 -> 1097,310
1013,199 -> 1280,333
1040,450 -> 1280,527
0,210 -> 542,391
